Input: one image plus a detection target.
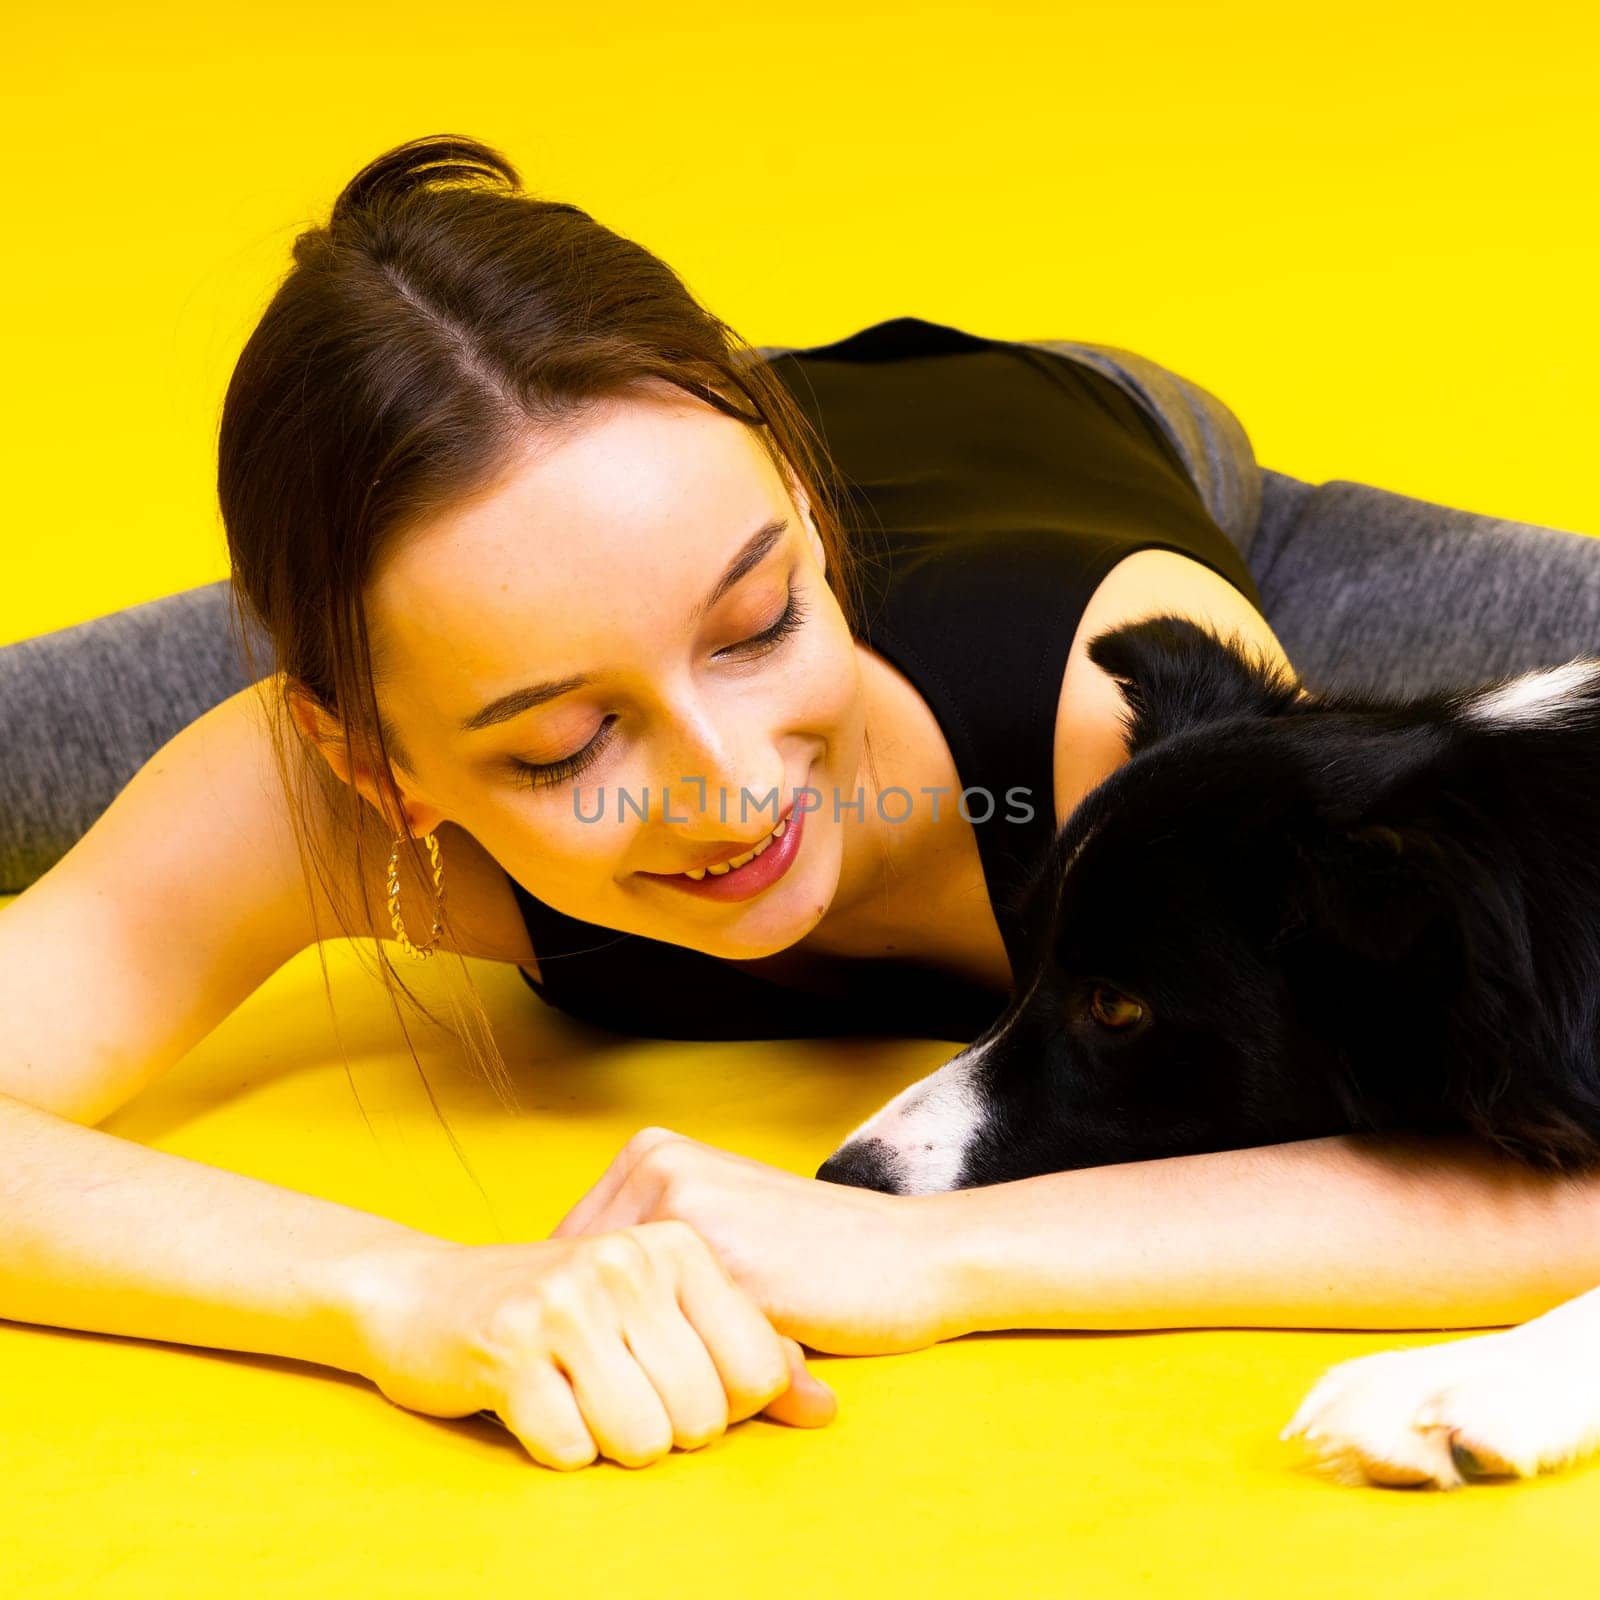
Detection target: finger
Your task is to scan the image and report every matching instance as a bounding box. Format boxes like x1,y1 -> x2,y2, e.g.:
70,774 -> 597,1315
498,1360 -> 600,1472
618,1291 -> 733,1451
670,1235 -> 836,1425
548,1127 -> 685,1240
546,1146 -> 641,1241
552,1326 -> 677,1469
758,1337 -> 839,1430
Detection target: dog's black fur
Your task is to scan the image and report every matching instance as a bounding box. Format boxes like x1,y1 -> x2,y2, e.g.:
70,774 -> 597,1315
854,615 -> 1600,1189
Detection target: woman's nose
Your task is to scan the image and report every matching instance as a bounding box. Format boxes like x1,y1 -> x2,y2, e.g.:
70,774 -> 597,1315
654,706 -> 775,831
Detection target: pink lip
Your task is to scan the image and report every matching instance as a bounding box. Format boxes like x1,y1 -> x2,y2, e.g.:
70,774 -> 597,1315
640,802 -> 806,903
657,801 -> 798,877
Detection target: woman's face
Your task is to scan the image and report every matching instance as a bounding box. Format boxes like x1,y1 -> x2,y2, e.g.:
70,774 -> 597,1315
363,382 -> 868,960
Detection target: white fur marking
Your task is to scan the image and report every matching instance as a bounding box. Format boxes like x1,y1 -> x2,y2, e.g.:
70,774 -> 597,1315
831,1041 -> 993,1195
828,896 -> 1057,1195
1462,660 -> 1599,727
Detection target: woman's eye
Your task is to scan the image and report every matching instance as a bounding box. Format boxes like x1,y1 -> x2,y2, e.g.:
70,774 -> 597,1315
719,586 -> 809,659
509,716 -> 618,793
507,590 -> 810,794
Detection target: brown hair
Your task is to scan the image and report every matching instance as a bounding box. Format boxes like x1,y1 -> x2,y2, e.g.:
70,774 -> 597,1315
217,134 -> 870,1113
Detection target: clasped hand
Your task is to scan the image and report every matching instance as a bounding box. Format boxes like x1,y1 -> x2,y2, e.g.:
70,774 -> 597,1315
551,1126 -> 958,1356
349,1128 -> 957,1471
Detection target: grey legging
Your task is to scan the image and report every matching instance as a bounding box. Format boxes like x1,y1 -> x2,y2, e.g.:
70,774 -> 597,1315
5,340 -> 1600,894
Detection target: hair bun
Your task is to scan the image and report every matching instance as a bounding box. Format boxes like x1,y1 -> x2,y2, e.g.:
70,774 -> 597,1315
329,134 -> 520,230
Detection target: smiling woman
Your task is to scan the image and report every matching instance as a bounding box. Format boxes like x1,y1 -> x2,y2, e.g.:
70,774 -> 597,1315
215,144 -> 879,1032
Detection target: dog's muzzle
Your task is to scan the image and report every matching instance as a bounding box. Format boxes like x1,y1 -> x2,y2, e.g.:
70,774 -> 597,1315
813,1043 -> 992,1196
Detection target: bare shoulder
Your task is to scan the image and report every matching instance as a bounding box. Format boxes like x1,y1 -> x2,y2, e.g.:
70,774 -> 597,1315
1051,548 -> 1295,828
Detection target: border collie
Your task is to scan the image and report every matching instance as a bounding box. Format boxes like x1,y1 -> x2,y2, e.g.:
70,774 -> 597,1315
817,613 -> 1600,1489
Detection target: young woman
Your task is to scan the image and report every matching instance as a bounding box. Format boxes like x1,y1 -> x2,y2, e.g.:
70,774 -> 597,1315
4,135 -> 1596,1481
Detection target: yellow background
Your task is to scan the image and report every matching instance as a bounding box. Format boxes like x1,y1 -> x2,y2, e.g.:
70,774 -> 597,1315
5,0 -> 1599,644
4,2 -> 1600,1594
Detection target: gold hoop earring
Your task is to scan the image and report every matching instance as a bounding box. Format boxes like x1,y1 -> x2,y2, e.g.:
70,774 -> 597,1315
386,830 -> 445,960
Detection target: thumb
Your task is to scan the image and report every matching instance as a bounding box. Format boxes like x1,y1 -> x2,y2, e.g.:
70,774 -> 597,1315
758,1336 -> 838,1429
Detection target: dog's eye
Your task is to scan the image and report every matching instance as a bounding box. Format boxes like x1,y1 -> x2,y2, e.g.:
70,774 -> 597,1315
1087,983 -> 1146,1030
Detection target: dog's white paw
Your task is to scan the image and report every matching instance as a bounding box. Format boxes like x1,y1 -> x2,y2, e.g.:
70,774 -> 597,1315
1280,1326 -> 1600,1489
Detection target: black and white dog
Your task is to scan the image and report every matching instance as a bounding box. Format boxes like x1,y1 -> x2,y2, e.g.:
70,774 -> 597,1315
818,614 -> 1600,1488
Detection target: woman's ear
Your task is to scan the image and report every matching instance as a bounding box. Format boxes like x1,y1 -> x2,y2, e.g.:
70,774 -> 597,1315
287,685 -> 353,784
286,683 -> 444,839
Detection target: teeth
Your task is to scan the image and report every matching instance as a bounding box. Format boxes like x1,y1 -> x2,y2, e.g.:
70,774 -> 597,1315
679,817 -> 788,881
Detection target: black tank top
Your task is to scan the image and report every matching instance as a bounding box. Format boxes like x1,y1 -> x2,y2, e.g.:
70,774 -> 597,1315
507,316 -> 1263,1042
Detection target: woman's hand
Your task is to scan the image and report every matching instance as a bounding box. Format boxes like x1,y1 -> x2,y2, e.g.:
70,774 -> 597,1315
549,1127 -> 958,1356
342,1223 -> 836,1471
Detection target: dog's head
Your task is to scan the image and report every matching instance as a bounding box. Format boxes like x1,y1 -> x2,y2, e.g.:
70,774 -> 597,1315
818,615 -> 1600,1194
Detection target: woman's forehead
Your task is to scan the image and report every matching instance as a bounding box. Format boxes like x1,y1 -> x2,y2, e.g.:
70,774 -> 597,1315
367,393 -> 794,695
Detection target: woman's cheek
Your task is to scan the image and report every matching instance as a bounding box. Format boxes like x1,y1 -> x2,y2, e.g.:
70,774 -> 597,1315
798,614 -> 865,728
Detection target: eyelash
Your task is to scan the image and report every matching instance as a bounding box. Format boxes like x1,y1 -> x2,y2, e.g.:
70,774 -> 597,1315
508,587 -> 812,793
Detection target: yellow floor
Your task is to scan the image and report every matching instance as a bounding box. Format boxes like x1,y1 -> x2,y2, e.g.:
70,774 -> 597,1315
4,921 -> 1595,1597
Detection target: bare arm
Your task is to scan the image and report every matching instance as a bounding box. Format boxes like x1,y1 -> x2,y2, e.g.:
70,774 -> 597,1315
938,1131 -> 1600,1333
0,1087 -> 833,1460
0,681 -> 448,1366
0,1090 -> 421,1369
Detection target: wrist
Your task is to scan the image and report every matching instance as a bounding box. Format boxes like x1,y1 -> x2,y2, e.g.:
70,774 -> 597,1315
913,1185 -> 1007,1341
321,1231 -> 464,1381
917,1177 -> 1083,1338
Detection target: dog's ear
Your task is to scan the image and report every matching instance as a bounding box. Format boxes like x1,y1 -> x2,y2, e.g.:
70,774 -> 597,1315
1288,821 -> 1456,967
1289,821 -> 1600,1172
1282,713 -> 1462,967
1086,614 -> 1305,756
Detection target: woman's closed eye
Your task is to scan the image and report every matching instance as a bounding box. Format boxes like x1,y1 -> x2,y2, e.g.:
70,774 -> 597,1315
507,585 -> 811,793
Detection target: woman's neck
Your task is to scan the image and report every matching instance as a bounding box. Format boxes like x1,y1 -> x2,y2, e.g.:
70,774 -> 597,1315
790,644 -> 1014,991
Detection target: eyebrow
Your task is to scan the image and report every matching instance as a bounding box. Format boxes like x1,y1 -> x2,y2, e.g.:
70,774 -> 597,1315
458,516 -> 791,734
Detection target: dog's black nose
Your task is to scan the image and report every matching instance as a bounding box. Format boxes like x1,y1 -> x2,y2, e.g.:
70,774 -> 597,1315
815,1139 -> 902,1193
